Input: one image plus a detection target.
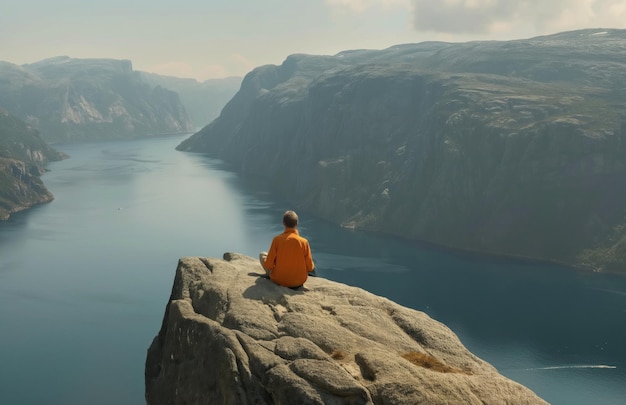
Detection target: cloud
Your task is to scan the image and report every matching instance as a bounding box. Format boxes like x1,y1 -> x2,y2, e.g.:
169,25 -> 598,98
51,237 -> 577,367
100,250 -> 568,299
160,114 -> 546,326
411,0 -> 626,36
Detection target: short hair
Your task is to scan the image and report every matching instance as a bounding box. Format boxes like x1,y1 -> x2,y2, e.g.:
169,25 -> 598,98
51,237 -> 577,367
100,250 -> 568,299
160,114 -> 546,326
283,210 -> 299,228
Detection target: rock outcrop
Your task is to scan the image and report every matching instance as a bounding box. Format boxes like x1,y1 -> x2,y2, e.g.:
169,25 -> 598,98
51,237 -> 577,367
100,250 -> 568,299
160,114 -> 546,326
0,109 -> 65,219
0,157 -> 53,220
177,29 -> 626,272
146,253 -> 547,404
0,56 -> 193,143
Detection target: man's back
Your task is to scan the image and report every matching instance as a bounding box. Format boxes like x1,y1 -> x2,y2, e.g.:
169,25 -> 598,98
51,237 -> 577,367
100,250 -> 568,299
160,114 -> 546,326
264,228 -> 314,287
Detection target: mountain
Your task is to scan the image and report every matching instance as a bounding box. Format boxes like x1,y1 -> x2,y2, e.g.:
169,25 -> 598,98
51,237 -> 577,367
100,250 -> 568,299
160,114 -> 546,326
0,109 -> 66,219
0,56 -> 194,143
177,29 -> 626,273
146,253 -> 547,404
139,72 -> 241,129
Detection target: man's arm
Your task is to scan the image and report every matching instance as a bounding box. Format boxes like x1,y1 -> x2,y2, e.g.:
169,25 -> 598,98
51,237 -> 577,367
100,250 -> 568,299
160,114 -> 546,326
304,242 -> 314,273
264,238 -> 278,271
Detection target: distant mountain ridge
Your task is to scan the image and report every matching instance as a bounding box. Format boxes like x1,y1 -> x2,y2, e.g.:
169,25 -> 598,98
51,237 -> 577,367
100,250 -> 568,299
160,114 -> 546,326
0,56 -> 194,143
178,28 -> 626,272
0,109 -> 65,219
138,72 -> 241,129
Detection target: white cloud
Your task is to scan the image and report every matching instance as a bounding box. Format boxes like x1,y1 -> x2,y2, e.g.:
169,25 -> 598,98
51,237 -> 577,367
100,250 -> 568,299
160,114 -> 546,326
411,0 -> 626,37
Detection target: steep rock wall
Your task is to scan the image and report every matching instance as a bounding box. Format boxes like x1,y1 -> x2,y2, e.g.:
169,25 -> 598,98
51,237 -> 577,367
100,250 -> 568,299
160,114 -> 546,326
177,29 -> 626,271
0,158 -> 53,220
0,110 -> 65,219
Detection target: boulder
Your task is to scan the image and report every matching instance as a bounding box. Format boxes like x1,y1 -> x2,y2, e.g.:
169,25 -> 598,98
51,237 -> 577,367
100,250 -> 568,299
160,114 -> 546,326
146,253 -> 547,404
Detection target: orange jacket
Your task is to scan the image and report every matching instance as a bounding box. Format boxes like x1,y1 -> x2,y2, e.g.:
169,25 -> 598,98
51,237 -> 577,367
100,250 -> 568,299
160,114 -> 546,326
264,228 -> 314,287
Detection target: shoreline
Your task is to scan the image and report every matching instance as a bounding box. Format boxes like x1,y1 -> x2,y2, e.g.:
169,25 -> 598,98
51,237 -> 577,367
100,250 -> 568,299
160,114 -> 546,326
48,131 -> 193,147
183,147 -> 626,278
337,222 -> 626,278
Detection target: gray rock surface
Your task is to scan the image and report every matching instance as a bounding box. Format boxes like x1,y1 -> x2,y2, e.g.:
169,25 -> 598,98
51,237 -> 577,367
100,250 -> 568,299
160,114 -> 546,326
0,157 -> 53,220
0,109 -> 66,219
146,253 -> 547,404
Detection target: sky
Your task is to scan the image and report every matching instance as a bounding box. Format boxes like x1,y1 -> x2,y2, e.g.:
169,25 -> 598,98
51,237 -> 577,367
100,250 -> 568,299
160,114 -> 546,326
3,0 -> 625,81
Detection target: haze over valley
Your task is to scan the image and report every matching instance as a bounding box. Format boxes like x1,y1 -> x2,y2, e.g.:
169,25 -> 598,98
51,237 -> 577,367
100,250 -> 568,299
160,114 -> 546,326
2,1 -> 626,403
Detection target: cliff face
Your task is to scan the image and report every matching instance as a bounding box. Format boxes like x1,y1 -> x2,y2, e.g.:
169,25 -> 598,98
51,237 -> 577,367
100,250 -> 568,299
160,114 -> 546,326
146,253 -> 547,404
177,29 -> 626,272
0,57 -> 193,143
0,110 -> 65,219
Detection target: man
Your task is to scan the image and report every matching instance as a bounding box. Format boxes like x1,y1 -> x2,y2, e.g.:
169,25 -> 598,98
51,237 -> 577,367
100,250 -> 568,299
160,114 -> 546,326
259,210 -> 315,288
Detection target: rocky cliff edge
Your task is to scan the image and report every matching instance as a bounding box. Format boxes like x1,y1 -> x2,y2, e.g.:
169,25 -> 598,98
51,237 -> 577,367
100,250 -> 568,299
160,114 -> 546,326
145,253 -> 547,404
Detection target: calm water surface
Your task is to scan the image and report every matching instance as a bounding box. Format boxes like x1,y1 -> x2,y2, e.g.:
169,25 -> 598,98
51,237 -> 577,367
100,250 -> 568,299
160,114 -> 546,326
1,135 -> 625,404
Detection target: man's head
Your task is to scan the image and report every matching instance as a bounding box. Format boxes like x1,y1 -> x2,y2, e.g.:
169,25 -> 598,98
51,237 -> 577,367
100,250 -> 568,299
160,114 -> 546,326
283,210 -> 299,228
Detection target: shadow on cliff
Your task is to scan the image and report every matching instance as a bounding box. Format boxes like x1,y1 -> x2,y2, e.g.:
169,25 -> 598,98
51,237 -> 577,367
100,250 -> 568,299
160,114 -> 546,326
243,272 -> 307,300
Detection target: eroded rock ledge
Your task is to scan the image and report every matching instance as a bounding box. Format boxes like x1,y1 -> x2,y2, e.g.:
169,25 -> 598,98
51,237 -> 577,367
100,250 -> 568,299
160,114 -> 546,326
145,253 -> 547,404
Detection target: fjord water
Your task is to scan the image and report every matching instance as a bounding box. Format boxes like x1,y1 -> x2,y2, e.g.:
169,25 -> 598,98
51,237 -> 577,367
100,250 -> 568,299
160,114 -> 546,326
0,136 -> 625,405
